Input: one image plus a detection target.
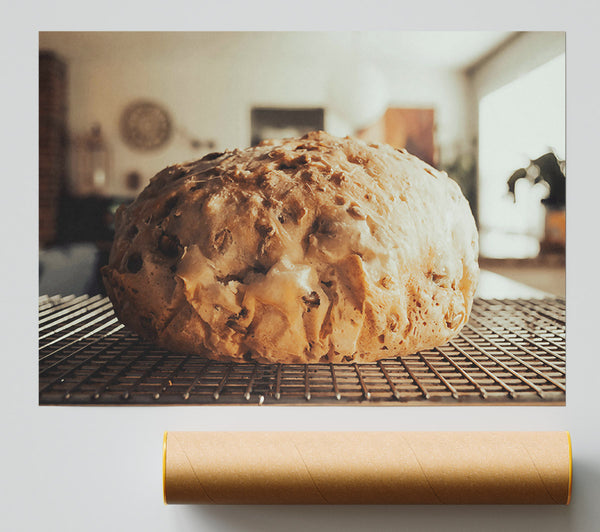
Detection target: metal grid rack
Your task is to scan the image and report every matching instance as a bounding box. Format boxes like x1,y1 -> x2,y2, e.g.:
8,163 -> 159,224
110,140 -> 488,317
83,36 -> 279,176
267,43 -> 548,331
39,294 -> 566,405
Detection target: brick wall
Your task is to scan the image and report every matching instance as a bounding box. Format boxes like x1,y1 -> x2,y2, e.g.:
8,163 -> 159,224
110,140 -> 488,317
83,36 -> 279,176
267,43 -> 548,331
39,51 -> 68,247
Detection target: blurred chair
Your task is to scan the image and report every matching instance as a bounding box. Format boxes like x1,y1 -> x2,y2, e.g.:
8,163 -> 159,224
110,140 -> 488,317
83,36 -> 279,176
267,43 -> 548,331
39,242 -> 103,296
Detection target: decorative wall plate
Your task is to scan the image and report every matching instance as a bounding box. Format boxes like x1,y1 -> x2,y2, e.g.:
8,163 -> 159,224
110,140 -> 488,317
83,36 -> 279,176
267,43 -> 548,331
119,100 -> 172,151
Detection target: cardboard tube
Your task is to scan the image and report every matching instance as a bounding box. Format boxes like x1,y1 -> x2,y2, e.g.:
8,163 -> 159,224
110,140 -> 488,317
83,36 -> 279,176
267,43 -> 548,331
163,431 -> 572,505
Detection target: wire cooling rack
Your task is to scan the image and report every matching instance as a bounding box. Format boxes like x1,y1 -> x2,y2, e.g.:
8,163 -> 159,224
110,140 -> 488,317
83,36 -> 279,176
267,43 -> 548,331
39,294 -> 566,405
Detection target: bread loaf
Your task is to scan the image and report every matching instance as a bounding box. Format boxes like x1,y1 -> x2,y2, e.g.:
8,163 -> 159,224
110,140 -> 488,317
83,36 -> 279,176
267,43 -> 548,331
102,131 -> 478,363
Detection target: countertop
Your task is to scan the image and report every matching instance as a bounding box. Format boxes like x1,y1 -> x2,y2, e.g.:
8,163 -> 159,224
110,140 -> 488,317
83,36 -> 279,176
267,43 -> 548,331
476,269 -> 553,298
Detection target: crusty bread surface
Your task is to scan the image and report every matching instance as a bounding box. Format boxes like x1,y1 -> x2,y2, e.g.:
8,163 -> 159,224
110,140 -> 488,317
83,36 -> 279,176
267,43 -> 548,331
102,131 -> 478,363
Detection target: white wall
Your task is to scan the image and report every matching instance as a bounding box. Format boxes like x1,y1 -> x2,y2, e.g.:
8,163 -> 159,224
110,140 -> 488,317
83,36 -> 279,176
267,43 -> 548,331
469,32 -> 566,100
39,32 -> 472,197
465,31 -> 565,153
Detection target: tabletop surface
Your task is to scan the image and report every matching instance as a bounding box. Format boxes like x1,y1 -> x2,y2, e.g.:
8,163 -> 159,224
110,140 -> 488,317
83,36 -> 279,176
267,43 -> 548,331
476,270 -> 551,299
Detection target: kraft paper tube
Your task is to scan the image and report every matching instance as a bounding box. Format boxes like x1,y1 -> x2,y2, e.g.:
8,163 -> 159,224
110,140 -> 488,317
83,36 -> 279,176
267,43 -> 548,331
163,431 -> 572,505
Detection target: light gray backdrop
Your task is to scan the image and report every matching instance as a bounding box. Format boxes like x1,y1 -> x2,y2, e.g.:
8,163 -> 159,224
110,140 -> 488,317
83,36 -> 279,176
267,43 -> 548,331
2,1 -> 599,530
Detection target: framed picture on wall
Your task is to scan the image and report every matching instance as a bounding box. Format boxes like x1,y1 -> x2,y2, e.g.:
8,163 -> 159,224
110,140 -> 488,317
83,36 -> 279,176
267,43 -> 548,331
250,107 -> 325,146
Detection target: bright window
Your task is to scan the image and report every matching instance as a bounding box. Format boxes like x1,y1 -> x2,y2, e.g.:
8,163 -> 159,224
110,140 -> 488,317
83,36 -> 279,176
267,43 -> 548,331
478,53 -> 565,258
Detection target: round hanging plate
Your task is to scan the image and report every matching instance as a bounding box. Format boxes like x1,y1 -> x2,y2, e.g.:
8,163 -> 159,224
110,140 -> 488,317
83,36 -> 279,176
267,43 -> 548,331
120,100 -> 172,151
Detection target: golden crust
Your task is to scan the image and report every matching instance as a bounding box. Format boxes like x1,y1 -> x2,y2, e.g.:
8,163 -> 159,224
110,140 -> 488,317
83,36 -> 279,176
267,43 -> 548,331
102,131 -> 479,363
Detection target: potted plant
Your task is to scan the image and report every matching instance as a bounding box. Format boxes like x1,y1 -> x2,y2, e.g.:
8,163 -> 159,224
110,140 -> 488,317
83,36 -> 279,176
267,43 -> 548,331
507,151 -> 565,252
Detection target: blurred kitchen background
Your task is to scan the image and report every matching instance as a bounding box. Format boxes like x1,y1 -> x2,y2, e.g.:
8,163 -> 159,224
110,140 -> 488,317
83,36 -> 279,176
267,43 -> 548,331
39,31 -> 565,297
